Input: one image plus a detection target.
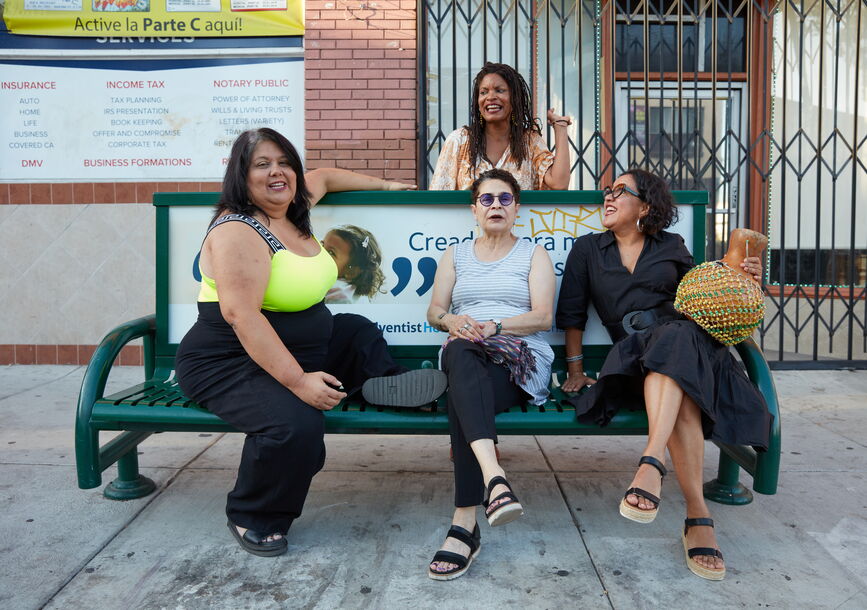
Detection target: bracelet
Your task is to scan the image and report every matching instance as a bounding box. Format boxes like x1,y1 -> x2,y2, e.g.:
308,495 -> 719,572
565,354 -> 584,363
437,312 -> 447,320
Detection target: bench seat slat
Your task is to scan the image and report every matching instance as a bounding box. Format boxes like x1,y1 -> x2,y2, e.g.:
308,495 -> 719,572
91,392 -> 650,436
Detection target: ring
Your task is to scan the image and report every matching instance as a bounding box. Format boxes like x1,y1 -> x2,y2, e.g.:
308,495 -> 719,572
460,328 -> 466,333
462,323 -> 471,330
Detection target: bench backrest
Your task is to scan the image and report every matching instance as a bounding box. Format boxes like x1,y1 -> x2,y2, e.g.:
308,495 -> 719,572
152,190 -> 707,373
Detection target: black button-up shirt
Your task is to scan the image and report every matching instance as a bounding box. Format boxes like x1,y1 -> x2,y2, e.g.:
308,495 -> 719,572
556,230 -> 695,331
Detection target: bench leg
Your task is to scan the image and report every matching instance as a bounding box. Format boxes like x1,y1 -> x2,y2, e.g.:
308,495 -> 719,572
703,451 -> 753,505
104,449 -> 156,501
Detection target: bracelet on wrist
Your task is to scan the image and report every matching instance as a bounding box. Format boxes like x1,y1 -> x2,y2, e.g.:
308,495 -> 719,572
565,354 -> 584,363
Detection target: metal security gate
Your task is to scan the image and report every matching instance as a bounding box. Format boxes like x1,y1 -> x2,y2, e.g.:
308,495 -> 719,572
419,0 -> 867,366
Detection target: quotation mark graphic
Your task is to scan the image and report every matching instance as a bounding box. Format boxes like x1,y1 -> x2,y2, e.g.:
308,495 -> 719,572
391,257 -> 438,297
192,251 -> 202,282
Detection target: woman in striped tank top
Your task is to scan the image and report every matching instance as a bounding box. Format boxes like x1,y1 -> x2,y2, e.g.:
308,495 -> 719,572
425,168 -> 556,580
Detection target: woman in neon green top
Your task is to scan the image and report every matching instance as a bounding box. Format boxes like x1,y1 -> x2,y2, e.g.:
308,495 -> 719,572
175,128 -> 447,557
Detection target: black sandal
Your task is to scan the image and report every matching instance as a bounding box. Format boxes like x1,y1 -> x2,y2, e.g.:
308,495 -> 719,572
682,518 -> 726,580
227,520 -> 288,557
428,524 -> 481,581
619,455 -> 667,523
483,475 -> 524,527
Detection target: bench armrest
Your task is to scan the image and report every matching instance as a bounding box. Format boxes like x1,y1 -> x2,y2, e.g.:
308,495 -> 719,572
75,315 -> 156,489
734,337 -> 782,494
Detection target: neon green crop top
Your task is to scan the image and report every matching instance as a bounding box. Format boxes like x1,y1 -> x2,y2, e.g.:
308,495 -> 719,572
197,214 -> 338,312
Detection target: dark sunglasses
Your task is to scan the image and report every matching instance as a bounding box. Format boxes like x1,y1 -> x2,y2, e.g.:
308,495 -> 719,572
603,184 -> 644,200
476,192 -> 515,207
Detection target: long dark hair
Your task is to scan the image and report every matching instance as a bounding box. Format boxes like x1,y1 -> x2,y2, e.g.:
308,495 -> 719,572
213,128 -> 312,237
466,62 -> 541,177
329,225 -> 385,298
620,168 -> 679,234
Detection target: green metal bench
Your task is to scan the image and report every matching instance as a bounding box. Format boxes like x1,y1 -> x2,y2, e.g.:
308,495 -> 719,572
75,190 -> 781,506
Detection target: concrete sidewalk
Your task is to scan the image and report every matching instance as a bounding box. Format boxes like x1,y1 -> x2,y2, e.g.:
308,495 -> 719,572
0,365 -> 865,609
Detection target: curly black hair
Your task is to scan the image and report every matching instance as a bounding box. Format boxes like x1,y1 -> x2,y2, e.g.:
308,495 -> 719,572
620,168 -> 679,234
465,62 -> 541,178
328,225 -> 385,299
213,128 -> 312,237
470,168 -> 522,205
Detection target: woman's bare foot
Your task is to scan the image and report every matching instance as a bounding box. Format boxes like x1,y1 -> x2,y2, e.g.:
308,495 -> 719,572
233,524 -> 282,543
684,519 -> 725,572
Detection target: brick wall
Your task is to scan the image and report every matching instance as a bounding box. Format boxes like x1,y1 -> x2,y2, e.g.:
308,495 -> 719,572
304,0 -> 418,183
1,11 -> 420,365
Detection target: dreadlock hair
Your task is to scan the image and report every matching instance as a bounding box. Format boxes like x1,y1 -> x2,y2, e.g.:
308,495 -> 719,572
214,128 -> 312,237
328,225 -> 386,299
465,62 -> 541,179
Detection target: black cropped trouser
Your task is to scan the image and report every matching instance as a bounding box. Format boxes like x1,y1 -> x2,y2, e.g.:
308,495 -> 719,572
441,340 -> 528,507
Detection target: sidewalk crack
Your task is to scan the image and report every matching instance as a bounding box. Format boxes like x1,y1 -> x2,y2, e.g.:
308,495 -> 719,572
534,436 -> 615,609
0,365 -> 84,402
39,432 -> 226,608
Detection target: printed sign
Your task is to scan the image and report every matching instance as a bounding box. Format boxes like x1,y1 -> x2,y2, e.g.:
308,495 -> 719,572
3,0 -> 303,37
0,57 -> 303,181
166,202 -> 696,346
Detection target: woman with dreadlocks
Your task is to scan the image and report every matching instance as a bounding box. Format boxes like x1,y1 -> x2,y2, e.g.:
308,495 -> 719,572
430,62 -> 572,191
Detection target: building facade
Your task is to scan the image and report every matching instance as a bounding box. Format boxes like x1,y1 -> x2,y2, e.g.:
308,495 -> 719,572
0,0 -> 864,365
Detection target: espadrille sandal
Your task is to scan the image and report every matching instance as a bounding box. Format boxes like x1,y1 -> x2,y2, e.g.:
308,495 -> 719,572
619,455 -> 667,523
682,518 -> 726,580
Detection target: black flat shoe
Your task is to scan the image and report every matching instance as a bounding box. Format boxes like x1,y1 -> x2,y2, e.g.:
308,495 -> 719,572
619,455 -> 667,523
361,369 -> 448,408
483,475 -> 523,527
227,520 -> 288,557
428,524 -> 481,581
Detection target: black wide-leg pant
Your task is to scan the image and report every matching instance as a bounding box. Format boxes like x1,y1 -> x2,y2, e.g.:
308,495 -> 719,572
325,313 -> 407,395
176,305 -> 404,534
441,340 -> 528,507
210,371 -> 327,534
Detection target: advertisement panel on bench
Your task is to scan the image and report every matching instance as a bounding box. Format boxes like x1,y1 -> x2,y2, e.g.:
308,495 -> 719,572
166,201 -> 696,347
3,0 -> 304,37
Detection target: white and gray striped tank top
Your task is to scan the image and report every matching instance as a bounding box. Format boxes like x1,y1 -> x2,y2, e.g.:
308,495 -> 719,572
451,238 -> 554,404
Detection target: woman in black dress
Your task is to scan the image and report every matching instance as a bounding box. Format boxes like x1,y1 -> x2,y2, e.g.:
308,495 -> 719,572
555,169 -> 771,581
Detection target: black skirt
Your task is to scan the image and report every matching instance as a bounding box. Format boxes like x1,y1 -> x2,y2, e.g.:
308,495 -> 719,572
570,319 -> 773,450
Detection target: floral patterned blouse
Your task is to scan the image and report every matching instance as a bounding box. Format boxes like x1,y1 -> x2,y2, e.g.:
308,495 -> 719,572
429,127 -> 555,191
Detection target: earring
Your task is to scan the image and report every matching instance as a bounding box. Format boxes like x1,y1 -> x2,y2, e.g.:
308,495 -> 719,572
636,218 -> 643,232
511,113 -> 517,126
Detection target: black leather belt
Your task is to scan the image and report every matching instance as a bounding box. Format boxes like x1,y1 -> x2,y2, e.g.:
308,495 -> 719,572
603,303 -> 680,342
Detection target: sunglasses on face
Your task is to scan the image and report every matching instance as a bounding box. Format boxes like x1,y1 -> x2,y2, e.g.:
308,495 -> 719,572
603,184 -> 644,200
476,192 -> 515,207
